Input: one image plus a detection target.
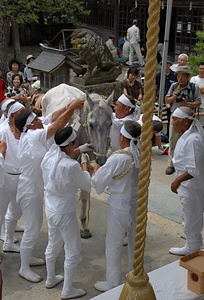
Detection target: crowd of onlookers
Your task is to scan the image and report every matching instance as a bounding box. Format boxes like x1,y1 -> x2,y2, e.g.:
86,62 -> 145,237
0,55 -> 43,116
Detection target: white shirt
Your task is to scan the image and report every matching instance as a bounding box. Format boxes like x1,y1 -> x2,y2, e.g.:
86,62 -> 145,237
41,144 -> 91,213
173,127 -> 204,182
170,64 -> 178,72
110,113 -> 134,151
127,25 -> 140,44
0,123 -> 20,174
106,39 -> 116,52
0,153 -> 5,188
190,75 -> 204,108
17,126 -> 50,195
92,147 -> 139,210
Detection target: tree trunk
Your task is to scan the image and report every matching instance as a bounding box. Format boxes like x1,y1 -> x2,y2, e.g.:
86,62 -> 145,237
0,17 -> 10,78
11,21 -> 21,63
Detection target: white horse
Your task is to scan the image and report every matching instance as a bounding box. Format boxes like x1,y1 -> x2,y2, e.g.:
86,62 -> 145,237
42,84 -> 114,237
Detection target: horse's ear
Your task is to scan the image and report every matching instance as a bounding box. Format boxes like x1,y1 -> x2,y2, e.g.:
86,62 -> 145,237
106,91 -> 114,106
86,91 -> 94,110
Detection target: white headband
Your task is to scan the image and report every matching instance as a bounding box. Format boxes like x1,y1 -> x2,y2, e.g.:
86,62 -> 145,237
23,112 -> 37,132
1,99 -> 15,111
7,102 -> 24,118
120,125 -> 137,141
118,94 -> 135,109
172,108 -> 194,120
120,125 -> 140,168
59,130 -> 77,147
173,108 -> 204,139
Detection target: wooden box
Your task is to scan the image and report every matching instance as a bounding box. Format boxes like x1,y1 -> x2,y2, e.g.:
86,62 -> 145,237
180,251 -> 204,295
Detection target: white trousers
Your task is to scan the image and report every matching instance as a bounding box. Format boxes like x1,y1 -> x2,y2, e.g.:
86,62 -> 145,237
45,210 -> 81,269
129,42 -> 145,66
106,205 -> 136,288
18,190 -> 43,251
178,181 -> 204,249
0,173 -> 22,228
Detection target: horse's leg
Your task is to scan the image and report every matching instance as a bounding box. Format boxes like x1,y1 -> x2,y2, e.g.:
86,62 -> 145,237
79,190 -> 92,239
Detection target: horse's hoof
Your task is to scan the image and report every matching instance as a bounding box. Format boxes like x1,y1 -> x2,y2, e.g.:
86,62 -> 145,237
80,228 -> 92,239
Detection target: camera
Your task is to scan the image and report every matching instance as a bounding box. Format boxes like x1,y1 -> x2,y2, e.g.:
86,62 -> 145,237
176,92 -> 187,103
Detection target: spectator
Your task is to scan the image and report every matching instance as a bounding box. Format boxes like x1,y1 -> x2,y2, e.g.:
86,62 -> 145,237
121,67 -> 143,105
106,35 -> 118,59
156,56 -> 176,137
170,53 -> 188,73
169,107 -> 204,256
0,69 -> 7,107
165,66 -> 201,175
7,59 -> 24,87
190,62 -> 204,126
5,74 -> 31,107
127,19 -> 145,67
24,55 -> 38,84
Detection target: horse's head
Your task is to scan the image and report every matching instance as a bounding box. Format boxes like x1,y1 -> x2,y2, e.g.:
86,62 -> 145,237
85,91 -> 114,166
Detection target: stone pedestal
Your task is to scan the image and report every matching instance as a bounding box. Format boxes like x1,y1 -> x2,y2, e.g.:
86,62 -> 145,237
71,79 -> 122,100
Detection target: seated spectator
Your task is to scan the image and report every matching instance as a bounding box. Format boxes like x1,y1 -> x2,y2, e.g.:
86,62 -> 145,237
7,59 -> 24,87
5,74 -> 31,107
106,35 -> 118,60
24,55 -> 38,84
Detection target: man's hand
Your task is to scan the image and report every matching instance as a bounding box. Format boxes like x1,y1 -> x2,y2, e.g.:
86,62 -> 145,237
79,143 -> 93,153
68,98 -> 84,110
81,153 -> 88,164
0,140 -> 7,158
171,178 -> 181,194
93,163 -> 100,174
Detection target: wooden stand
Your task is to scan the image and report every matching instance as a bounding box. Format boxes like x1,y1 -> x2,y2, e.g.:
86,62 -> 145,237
180,251 -> 204,295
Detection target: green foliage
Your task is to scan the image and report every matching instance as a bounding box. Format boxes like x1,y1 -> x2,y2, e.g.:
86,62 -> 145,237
0,0 -> 90,24
188,18 -> 204,75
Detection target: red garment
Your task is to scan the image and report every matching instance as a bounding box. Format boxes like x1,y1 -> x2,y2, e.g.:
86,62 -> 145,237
0,78 -> 6,102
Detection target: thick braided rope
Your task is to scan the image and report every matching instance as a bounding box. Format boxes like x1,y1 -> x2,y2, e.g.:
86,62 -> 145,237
119,0 -> 160,299
111,149 -> 135,180
78,153 -> 91,229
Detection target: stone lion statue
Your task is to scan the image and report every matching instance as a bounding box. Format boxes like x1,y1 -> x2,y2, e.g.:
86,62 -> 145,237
71,28 -> 122,84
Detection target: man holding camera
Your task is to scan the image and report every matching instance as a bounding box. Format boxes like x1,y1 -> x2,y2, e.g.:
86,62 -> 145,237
165,65 -> 201,175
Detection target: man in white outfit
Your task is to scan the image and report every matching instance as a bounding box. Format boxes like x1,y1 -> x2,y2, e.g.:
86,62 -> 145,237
169,107 -> 204,256
92,120 -> 141,292
190,62 -> 204,126
41,126 -> 91,299
0,140 -> 6,188
0,101 -> 25,257
127,19 -> 145,67
14,99 -> 85,283
110,94 -> 140,152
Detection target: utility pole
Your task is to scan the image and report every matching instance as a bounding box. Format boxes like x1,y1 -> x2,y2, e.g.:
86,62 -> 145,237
158,0 -> 173,119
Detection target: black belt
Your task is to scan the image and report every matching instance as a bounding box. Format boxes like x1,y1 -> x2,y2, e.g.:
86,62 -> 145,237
7,172 -> 21,175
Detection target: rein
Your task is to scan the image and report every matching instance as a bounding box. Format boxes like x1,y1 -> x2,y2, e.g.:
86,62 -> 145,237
111,149 -> 135,179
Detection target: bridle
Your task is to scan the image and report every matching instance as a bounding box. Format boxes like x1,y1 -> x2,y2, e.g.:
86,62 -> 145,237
83,104 -> 111,158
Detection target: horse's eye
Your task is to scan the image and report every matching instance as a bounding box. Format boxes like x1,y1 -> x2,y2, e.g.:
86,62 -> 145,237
89,122 -> 93,128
